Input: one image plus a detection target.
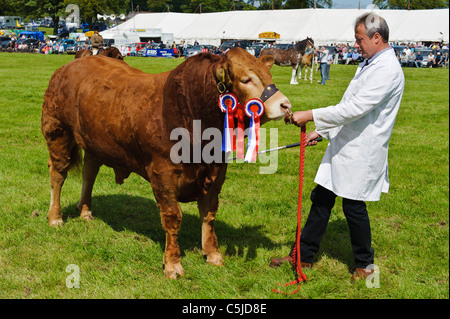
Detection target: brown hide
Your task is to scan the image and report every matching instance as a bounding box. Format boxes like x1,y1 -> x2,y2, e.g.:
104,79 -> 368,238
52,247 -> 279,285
41,48 -> 290,278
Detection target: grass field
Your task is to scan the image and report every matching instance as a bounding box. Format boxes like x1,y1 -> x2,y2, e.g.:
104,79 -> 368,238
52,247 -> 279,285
0,52 -> 448,300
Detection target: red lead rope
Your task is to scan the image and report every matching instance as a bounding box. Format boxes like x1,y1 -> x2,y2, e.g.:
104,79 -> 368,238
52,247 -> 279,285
273,126 -> 308,294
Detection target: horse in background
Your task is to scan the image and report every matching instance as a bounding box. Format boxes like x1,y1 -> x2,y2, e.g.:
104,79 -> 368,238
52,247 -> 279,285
75,47 -> 124,60
298,47 -> 316,84
260,37 -> 314,84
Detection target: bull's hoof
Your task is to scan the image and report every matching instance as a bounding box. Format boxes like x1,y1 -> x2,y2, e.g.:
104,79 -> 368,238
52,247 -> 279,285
80,210 -> 94,222
48,218 -> 63,227
164,263 -> 185,279
206,252 -> 224,266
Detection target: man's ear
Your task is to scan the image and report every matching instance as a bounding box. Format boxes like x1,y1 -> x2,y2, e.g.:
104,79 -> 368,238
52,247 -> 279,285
260,55 -> 274,69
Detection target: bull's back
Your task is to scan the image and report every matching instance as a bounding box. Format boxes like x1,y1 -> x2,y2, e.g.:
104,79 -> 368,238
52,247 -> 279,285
42,56 -> 169,170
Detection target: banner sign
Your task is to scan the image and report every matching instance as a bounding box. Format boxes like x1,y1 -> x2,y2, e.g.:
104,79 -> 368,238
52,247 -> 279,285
258,32 -> 280,39
144,48 -> 174,57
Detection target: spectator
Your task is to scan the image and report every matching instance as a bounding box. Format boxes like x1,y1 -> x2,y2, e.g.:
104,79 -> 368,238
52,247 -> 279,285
414,51 -> 423,68
351,49 -> 360,64
345,51 -> 353,64
427,52 -> 435,68
400,51 -> 408,67
443,52 -> 449,68
407,51 -> 416,67
326,51 -> 333,80
318,46 -> 329,85
433,51 -> 443,68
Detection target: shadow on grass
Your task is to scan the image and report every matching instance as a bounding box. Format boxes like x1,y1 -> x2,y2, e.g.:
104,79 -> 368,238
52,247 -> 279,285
314,219 -> 355,271
62,194 -> 281,260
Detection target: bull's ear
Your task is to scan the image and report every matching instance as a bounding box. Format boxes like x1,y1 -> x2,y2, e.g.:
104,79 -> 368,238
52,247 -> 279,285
215,60 -> 227,83
260,55 -> 274,69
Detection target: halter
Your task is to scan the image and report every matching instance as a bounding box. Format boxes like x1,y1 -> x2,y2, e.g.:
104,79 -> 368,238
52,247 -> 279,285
216,69 -> 280,103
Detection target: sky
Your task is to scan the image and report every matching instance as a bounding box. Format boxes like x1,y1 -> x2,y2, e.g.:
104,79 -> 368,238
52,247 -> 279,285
331,0 -> 374,9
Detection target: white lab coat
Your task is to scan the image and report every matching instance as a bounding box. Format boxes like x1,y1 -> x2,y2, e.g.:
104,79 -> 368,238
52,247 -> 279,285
312,48 -> 405,201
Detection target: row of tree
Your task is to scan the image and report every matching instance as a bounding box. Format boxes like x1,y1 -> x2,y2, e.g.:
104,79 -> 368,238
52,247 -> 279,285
0,0 -> 447,35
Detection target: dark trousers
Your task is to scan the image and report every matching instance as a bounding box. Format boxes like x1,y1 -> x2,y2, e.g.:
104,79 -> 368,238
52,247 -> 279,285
292,185 -> 374,268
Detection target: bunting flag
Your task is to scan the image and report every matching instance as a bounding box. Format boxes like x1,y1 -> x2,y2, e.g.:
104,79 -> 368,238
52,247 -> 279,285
218,93 -> 238,153
244,99 -> 265,163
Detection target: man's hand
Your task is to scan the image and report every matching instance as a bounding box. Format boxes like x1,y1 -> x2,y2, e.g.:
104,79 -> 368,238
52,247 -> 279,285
306,131 -> 321,147
292,110 -> 313,127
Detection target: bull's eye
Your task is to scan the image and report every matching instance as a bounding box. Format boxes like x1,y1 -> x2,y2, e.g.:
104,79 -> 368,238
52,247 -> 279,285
241,77 -> 251,84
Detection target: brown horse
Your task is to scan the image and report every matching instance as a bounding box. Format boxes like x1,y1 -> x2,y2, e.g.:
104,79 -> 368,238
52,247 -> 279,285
260,37 -> 314,84
298,48 -> 315,84
75,47 -> 124,60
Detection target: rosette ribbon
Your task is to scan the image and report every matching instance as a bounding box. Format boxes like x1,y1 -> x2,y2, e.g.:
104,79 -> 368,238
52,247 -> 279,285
234,105 -> 245,159
244,98 -> 265,163
218,93 -> 238,153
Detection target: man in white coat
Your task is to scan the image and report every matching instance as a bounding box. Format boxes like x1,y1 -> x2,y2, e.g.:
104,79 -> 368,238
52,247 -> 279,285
270,12 -> 405,282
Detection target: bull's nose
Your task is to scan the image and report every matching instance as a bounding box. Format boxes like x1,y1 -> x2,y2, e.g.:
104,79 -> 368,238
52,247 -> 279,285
280,98 -> 292,112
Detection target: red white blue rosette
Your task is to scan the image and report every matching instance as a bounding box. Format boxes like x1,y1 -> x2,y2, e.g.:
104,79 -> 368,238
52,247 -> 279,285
218,93 -> 238,153
244,98 -> 265,162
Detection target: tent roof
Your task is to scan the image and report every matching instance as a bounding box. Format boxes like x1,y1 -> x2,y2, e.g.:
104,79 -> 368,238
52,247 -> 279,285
103,8 -> 449,45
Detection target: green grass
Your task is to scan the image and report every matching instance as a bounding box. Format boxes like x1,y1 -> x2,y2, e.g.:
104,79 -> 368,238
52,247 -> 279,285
0,52 -> 448,299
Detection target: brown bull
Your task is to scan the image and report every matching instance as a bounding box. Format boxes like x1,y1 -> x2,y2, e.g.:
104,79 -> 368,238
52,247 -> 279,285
74,47 -> 124,60
41,48 -> 291,278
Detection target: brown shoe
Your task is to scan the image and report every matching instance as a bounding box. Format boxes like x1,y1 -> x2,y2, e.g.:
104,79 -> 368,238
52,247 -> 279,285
351,267 -> 374,283
269,255 -> 312,269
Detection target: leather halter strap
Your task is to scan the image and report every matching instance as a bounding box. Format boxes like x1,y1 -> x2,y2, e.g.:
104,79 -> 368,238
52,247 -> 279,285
260,84 -> 279,103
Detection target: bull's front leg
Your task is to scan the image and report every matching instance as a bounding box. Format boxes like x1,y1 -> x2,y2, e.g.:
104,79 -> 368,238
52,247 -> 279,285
159,200 -> 184,279
198,191 -> 224,266
197,166 -> 227,266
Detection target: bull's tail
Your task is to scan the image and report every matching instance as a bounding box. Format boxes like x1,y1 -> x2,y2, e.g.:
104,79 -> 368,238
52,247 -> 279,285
68,142 -> 83,172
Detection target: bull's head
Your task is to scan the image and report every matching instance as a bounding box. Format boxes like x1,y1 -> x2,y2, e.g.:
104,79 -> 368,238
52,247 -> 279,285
215,47 -> 292,124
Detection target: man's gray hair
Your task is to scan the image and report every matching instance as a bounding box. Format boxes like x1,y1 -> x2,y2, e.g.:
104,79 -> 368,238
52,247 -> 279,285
354,12 -> 389,43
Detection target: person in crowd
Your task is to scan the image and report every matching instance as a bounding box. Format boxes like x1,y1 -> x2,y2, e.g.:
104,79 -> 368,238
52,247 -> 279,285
433,51 -> 443,68
326,50 -> 333,80
351,49 -> 360,64
427,52 -> 435,68
407,50 -> 416,67
318,46 -> 329,85
414,51 -> 423,68
400,51 -> 408,67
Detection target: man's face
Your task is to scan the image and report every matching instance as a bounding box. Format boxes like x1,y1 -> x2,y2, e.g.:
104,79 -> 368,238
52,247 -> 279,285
354,23 -> 378,59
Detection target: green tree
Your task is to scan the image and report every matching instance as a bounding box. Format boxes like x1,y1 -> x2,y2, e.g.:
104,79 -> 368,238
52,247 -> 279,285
372,0 -> 448,9
23,0 -> 66,35
64,0 -> 129,29
284,0 -> 332,9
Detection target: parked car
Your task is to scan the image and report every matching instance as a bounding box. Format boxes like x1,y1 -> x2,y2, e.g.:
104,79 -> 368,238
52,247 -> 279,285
250,42 -> 268,57
185,45 -> 215,57
16,38 -> 39,50
219,40 -> 252,53
273,43 -> 292,50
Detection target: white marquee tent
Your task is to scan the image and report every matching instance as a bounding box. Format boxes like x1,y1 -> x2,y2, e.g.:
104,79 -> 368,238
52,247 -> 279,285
101,8 -> 449,47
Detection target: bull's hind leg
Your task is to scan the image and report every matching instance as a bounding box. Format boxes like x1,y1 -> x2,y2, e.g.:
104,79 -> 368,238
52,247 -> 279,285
76,152 -> 102,221
42,121 -> 79,227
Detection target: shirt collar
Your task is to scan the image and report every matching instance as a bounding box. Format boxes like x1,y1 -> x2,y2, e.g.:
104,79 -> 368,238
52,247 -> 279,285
363,47 -> 392,67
